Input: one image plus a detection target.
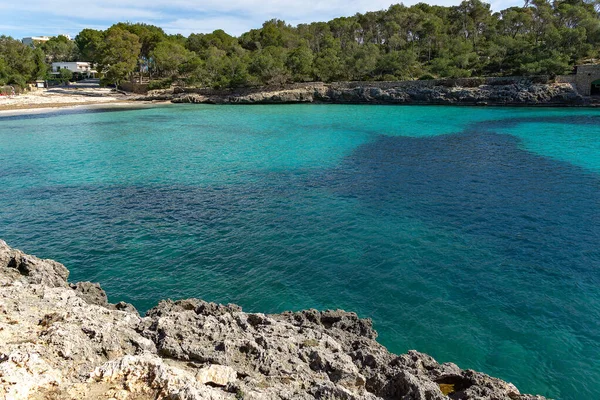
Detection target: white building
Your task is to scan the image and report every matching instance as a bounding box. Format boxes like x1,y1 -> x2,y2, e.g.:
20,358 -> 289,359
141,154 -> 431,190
22,34 -> 72,47
22,36 -> 52,46
51,62 -> 97,78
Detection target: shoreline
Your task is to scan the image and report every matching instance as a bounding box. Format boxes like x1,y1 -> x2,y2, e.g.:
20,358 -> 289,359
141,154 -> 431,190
0,99 -> 597,117
1,97 -> 594,117
141,80 -> 588,107
1,78 -> 597,113
0,99 -> 172,117
0,85 -> 171,117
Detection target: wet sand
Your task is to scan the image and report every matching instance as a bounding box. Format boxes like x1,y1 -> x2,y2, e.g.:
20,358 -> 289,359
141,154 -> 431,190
0,87 -> 169,116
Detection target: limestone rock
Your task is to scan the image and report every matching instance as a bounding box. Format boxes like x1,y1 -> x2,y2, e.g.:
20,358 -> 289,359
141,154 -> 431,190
0,240 -> 68,287
196,364 -> 237,386
70,281 -> 109,307
153,80 -> 584,107
91,353 -> 233,399
0,350 -> 63,399
0,240 -> 548,400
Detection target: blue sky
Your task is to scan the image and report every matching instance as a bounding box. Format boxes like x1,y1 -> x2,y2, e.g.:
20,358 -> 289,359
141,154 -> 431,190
1,0 -> 523,39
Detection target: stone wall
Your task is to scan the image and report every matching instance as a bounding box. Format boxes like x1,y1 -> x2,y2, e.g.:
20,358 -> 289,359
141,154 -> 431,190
120,82 -> 150,94
557,64 -> 600,96
555,75 -> 576,84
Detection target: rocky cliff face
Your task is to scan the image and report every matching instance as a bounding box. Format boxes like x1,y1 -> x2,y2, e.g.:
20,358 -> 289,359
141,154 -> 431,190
143,81 -> 583,106
0,240 -> 546,400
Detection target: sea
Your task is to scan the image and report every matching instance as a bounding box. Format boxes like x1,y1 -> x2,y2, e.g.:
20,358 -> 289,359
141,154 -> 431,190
1,104 -> 599,399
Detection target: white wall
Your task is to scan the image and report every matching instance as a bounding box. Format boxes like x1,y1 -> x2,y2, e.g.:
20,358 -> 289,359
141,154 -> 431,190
51,62 -> 92,73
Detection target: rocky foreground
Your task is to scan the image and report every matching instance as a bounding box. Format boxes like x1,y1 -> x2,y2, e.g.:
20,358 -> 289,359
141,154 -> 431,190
142,79 -> 583,106
0,240 -> 546,400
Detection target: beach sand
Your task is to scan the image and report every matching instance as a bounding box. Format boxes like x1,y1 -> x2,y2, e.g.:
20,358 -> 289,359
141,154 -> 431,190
0,86 -> 168,116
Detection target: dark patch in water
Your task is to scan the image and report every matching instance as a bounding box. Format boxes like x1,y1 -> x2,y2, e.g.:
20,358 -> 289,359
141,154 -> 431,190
474,114 -> 600,129
16,182 -> 298,241
319,127 -> 600,269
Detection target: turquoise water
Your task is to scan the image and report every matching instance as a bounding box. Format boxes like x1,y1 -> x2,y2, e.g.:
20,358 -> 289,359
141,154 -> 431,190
1,104 -> 599,399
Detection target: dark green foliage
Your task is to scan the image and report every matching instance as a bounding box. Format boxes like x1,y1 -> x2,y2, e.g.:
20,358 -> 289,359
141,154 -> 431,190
0,36 -> 38,87
147,78 -> 173,90
187,30 -> 238,54
41,35 -> 78,63
75,29 -> 104,64
112,23 -> 166,59
150,40 -> 194,77
286,43 -> 314,81
97,27 -> 141,86
249,46 -> 289,85
314,48 -> 343,82
32,48 -> 48,80
59,68 -> 73,82
3,0 -> 600,90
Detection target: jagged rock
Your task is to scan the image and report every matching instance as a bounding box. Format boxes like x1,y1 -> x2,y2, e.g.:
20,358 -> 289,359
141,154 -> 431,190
150,81 -> 584,106
114,301 -> 139,314
0,350 -> 64,399
0,240 -> 548,399
196,364 -> 237,386
90,353 -> 233,399
70,281 -> 109,307
0,240 -> 68,287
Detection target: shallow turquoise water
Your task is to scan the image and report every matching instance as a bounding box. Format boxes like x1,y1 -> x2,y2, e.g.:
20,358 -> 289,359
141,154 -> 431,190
1,104 -> 599,399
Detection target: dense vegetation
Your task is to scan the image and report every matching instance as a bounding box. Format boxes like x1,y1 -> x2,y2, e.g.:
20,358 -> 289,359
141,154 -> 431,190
1,0 -> 600,89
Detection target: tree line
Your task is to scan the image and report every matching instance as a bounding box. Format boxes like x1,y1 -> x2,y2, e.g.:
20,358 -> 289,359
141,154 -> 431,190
1,0 -> 600,89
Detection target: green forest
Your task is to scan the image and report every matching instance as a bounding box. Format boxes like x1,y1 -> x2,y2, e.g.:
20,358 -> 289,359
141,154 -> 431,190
1,0 -> 600,89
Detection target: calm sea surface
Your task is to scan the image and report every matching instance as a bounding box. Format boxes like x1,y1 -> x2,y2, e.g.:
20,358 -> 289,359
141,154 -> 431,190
1,104 -> 599,399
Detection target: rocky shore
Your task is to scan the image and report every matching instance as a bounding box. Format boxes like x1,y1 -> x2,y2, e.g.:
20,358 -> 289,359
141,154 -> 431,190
141,79 -> 584,106
0,240 -> 546,400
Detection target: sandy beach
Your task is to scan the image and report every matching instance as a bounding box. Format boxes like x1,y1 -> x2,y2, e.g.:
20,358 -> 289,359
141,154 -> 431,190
0,86 -> 123,108
0,84 -> 171,117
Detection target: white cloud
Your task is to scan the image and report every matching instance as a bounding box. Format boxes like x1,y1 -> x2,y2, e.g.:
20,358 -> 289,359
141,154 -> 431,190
4,2 -> 162,20
162,16 -> 253,36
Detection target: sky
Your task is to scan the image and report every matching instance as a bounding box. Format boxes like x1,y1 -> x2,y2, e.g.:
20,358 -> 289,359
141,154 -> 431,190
0,0 -> 524,39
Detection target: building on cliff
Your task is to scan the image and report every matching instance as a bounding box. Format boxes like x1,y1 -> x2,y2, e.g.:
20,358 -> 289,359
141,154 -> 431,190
557,64 -> 600,96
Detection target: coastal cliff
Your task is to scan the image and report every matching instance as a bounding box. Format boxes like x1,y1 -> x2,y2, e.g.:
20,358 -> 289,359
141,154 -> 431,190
0,240 -> 546,400
142,79 -> 584,106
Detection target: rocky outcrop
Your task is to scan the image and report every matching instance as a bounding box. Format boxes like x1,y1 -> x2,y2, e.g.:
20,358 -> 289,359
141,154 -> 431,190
0,240 -> 547,399
142,80 -> 584,106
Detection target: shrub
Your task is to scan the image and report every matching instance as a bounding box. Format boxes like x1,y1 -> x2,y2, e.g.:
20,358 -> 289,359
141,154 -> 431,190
59,68 -> 73,82
99,77 -> 115,87
381,74 -> 398,81
147,78 -> 173,90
